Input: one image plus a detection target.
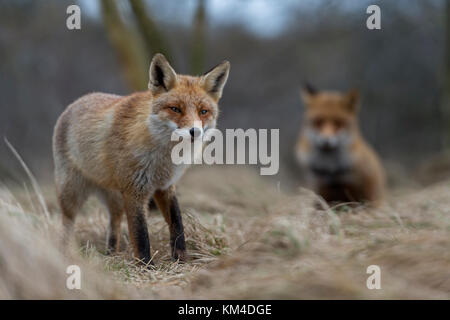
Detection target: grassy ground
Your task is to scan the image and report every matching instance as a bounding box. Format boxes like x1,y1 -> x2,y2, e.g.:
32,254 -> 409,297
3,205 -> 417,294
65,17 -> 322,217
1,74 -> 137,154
0,165 -> 449,299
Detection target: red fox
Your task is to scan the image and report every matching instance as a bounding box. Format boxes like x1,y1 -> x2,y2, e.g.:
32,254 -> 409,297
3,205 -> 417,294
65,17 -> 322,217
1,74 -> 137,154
53,53 -> 230,264
295,84 -> 385,206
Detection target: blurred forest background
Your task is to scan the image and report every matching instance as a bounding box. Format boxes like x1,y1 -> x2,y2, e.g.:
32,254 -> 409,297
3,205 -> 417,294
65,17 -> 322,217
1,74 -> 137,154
0,0 -> 448,189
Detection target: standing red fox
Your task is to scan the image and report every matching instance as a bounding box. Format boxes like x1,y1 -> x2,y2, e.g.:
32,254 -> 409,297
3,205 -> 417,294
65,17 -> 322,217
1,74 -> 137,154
53,54 -> 230,264
295,84 -> 385,205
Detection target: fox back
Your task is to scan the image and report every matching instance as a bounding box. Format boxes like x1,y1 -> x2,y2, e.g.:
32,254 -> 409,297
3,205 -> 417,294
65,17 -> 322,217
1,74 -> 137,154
296,85 -> 385,205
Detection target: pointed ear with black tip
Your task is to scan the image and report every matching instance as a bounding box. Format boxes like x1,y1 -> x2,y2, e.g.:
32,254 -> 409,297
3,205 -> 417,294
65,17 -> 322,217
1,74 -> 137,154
346,88 -> 360,112
148,53 -> 177,95
300,83 -> 317,105
201,61 -> 230,101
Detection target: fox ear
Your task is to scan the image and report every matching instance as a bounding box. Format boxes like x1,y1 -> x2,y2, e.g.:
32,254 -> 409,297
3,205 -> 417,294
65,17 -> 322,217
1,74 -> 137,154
201,61 -> 230,101
300,83 -> 317,105
149,53 -> 177,95
346,88 -> 360,112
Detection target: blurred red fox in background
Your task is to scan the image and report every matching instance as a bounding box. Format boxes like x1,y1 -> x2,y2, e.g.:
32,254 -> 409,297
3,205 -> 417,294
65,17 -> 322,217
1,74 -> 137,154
295,84 -> 385,206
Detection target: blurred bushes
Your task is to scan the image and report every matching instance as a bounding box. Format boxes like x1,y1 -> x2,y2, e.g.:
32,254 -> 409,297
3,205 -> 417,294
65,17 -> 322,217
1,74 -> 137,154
0,0 -> 445,186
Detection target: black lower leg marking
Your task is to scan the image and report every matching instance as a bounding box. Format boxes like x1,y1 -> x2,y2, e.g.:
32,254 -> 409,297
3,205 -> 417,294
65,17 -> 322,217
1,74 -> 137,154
148,198 -> 157,210
107,234 -> 117,254
133,211 -> 152,264
169,196 -> 186,258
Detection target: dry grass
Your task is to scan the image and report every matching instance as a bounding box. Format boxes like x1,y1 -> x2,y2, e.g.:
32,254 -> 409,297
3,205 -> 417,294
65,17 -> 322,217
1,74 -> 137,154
0,165 -> 449,299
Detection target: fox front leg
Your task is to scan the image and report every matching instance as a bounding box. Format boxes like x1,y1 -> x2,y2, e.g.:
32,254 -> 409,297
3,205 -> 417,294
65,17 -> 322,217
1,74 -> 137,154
123,193 -> 153,265
153,187 -> 187,261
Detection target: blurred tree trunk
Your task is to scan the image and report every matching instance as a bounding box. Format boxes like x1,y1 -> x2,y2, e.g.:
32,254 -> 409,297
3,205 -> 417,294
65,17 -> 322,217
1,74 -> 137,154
101,0 -> 147,91
129,0 -> 173,62
191,0 -> 206,75
442,0 -> 450,150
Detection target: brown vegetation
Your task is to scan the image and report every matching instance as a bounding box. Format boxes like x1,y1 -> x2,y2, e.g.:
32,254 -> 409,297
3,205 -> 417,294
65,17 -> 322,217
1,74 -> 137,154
1,165 -> 448,299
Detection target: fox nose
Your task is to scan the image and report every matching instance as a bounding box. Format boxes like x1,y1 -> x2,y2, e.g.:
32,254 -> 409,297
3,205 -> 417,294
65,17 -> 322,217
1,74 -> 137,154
318,137 -> 338,152
190,127 -> 202,139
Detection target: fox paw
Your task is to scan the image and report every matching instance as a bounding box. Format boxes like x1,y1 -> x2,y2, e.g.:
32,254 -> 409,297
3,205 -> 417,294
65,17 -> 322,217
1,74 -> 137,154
172,249 -> 188,262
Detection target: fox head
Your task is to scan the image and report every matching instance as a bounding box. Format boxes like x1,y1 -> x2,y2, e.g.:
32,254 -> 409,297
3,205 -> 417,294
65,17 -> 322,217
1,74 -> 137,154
301,84 -> 360,154
148,53 -> 230,142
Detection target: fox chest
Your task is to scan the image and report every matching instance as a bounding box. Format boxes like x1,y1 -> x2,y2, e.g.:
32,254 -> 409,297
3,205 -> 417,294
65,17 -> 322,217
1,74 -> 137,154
131,149 -> 188,192
159,163 -> 187,190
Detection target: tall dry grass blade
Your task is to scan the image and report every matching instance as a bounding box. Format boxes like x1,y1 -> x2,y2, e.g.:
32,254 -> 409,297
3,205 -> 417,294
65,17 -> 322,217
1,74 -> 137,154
23,182 -> 38,215
4,137 -> 50,220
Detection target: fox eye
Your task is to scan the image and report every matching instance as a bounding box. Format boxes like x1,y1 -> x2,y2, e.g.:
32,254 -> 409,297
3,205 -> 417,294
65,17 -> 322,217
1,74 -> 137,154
170,106 -> 181,113
200,109 -> 208,115
313,118 -> 324,128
